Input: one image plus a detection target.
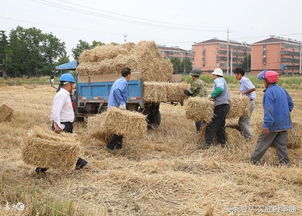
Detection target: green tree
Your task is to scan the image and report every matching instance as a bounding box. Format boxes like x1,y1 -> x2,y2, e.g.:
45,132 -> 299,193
241,54 -> 251,71
182,57 -> 192,74
72,40 -> 105,60
0,30 -> 8,76
7,26 -> 66,77
55,55 -> 70,66
170,57 -> 182,74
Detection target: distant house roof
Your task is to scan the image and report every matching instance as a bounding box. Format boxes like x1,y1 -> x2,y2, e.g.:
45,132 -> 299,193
55,60 -> 78,70
254,37 -> 299,45
193,38 -> 243,46
157,45 -> 187,52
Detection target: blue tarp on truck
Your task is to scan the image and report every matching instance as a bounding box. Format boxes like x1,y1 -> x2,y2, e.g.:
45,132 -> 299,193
55,60 -> 78,70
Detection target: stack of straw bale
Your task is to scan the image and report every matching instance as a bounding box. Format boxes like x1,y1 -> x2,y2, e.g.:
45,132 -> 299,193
144,82 -> 189,103
22,127 -> 81,170
77,41 -> 173,82
0,104 -> 13,122
185,97 -> 214,123
87,107 -> 147,141
227,95 -> 250,119
255,122 -> 302,149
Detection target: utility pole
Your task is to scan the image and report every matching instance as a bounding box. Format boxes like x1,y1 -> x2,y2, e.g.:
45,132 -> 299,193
299,41 -> 302,75
226,28 -> 230,75
230,48 -> 233,76
123,34 -> 128,43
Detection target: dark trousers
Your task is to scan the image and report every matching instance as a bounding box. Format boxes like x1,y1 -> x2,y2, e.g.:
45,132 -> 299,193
205,104 -> 230,145
52,122 -> 73,133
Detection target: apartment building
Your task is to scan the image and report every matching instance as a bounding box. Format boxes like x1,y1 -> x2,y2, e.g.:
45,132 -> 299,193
251,36 -> 301,75
158,45 -> 193,61
192,38 -> 251,74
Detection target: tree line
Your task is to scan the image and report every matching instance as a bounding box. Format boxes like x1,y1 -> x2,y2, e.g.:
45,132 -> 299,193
0,26 -> 192,77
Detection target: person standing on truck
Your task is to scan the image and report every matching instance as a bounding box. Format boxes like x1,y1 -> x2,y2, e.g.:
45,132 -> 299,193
184,68 -> 207,132
106,67 -> 132,151
233,67 -> 256,140
35,73 -> 88,174
251,70 -> 294,165
204,68 -> 230,149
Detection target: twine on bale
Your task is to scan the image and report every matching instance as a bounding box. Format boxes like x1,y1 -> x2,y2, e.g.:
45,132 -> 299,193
185,97 -> 214,123
21,127 -> 81,170
0,104 -> 13,122
77,41 -> 173,82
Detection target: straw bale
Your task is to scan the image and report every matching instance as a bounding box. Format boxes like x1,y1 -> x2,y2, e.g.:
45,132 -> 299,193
103,107 -> 147,139
21,127 -> 81,170
87,112 -> 113,142
121,42 -> 136,51
185,97 -> 214,123
166,82 -> 190,102
144,82 -> 168,103
227,95 -> 250,119
0,104 -> 13,122
255,122 -> 302,149
78,49 -> 91,63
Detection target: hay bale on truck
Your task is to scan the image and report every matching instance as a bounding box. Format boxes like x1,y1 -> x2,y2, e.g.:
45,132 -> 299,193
77,41 -> 173,82
0,104 -> 13,122
22,128 -> 81,170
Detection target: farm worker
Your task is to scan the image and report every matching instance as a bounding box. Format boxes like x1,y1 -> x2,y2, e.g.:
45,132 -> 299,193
36,73 -> 88,174
204,68 -> 230,148
233,67 -> 256,140
106,67 -> 132,151
50,75 -> 55,87
184,68 -> 207,132
251,71 -> 294,165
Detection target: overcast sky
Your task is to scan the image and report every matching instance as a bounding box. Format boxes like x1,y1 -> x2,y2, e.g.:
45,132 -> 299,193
2,0 -> 302,59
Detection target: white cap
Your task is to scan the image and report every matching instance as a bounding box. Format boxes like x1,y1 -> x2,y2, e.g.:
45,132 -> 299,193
212,68 -> 224,76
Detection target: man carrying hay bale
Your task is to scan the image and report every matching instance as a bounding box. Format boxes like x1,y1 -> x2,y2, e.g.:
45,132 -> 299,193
183,68 -> 207,132
234,68 -> 256,140
106,67 -> 131,151
251,71 -> 294,165
33,73 -> 88,174
204,68 -> 230,148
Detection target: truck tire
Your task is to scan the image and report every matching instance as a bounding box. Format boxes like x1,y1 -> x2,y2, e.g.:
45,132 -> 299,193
144,103 -> 161,129
151,110 -> 161,129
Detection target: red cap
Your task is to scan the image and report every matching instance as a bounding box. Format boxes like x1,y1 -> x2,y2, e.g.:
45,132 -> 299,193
265,71 -> 279,83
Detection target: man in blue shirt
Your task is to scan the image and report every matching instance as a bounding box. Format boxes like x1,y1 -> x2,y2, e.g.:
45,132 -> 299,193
106,67 -> 131,151
251,70 -> 294,165
234,68 -> 256,140
204,68 -> 230,148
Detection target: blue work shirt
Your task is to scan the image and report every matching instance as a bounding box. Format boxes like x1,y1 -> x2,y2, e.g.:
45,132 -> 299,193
108,77 -> 128,108
263,84 -> 294,131
239,76 -> 256,100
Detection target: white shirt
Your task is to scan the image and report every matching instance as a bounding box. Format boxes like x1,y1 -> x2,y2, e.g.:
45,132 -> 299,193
50,88 -> 75,130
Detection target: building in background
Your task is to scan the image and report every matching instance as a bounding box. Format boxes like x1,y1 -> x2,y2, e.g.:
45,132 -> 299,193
251,36 -> 302,75
192,38 -> 251,74
158,45 -> 193,61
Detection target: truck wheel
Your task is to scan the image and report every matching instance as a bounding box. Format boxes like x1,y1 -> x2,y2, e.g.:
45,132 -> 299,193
151,110 -> 161,128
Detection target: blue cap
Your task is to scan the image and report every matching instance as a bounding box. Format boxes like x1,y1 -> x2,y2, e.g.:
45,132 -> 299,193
257,70 -> 267,80
60,73 -> 75,83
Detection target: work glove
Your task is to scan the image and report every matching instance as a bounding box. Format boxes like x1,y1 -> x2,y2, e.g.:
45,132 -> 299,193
184,89 -> 193,96
119,104 -> 126,110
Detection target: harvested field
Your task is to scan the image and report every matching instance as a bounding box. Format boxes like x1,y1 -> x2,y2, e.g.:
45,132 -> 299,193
0,85 -> 302,215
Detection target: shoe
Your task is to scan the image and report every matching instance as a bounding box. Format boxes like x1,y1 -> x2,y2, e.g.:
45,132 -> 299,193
75,158 -> 88,170
35,167 -> 48,174
106,140 -> 117,150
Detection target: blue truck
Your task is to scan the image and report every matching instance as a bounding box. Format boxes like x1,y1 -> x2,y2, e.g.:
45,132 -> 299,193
75,72 -> 161,128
